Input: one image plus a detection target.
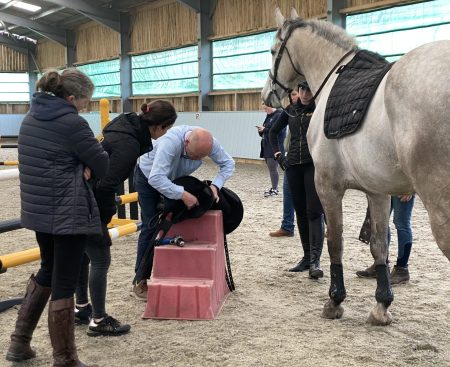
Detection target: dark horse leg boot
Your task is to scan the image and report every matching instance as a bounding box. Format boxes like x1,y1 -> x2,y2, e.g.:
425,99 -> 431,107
48,297 -> 98,367
6,275 -> 51,362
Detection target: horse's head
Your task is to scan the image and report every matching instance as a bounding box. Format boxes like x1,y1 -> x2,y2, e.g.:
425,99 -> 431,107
261,8 -> 306,108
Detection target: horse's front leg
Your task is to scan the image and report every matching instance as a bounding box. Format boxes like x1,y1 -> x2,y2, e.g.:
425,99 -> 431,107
366,193 -> 393,326
316,185 -> 346,320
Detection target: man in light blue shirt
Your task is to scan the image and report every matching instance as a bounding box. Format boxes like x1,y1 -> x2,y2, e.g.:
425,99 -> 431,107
132,125 -> 235,299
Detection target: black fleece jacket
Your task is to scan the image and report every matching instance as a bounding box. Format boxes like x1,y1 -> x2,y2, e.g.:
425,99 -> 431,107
94,112 -> 152,225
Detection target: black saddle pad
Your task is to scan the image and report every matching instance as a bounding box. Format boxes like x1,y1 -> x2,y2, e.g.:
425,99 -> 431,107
324,50 -> 393,139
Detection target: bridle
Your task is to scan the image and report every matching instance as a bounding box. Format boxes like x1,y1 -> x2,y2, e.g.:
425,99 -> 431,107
268,22 -> 357,107
268,25 -> 304,104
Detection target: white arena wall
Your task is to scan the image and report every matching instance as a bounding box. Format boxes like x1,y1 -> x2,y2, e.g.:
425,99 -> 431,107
0,111 -> 268,160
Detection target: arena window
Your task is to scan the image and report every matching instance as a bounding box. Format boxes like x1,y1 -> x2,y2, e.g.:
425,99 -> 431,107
0,73 -> 29,102
212,31 -> 275,90
77,59 -> 121,99
131,45 -> 198,95
346,0 -> 450,62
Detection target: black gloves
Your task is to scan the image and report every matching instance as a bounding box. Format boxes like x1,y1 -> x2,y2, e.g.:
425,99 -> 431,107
275,153 -> 289,171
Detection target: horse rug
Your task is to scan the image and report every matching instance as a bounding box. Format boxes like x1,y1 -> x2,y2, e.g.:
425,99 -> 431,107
324,50 -> 393,139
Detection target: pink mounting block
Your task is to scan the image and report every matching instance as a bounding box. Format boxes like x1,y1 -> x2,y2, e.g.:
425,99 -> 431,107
143,210 -> 230,320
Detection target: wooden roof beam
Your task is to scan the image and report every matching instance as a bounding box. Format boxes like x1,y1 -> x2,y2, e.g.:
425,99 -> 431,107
0,11 -> 67,45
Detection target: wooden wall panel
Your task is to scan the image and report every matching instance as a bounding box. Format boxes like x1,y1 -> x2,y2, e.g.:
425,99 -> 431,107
212,95 -> 234,111
346,0 -> 415,7
76,21 -> 119,64
36,39 -> 66,71
0,45 -> 27,72
239,92 -> 263,111
212,0 -> 326,39
131,0 -> 197,54
0,103 -> 29,114
86,99 -> 121,113
132,96 -> 198,113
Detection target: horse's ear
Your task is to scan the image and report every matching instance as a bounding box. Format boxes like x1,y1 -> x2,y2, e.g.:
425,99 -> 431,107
275,7 -> 285,28
290,7 -> 299,19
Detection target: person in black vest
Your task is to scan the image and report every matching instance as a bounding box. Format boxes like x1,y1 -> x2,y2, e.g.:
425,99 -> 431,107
6,70 -> 109,366
269,81 -> 325,279
74,100 -> 177,336
257,104 -> 284,197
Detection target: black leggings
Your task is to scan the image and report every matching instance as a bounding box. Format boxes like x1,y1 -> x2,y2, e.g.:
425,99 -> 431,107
286,163 -> 324,256
35,232 -> 87,301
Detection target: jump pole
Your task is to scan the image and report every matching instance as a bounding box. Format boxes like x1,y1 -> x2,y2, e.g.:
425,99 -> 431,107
115,192 -> 138,205
100,98 -> 110,130
0,161 -> 19,166
0,221 -> 142,272
0,144 -> 18,148
0,168 -> 19,181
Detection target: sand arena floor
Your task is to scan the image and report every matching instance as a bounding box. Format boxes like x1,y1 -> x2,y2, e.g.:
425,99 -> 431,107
1,154 -> 450,367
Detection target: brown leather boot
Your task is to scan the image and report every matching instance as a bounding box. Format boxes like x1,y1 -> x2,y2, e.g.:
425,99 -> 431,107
48,297 -> 98,367
269,228 -> 294,237
6,274 -> 51,362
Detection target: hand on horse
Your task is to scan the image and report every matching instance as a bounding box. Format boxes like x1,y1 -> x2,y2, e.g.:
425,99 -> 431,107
274,152 -> 288,171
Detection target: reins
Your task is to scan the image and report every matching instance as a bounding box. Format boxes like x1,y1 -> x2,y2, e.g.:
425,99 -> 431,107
311,48 -> 356,101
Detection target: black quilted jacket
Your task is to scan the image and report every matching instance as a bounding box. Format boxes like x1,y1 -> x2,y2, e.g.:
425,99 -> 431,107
269,101 -> 316,166
18,92 -> 109,236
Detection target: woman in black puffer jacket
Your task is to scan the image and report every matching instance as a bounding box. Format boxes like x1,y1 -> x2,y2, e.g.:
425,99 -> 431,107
74,100 -> 177,336
269,81 -> 325,279
7,69 -> 109,367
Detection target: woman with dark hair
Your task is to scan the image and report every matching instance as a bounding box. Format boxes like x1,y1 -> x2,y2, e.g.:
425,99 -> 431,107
74,100 -> 177,336
269,81 -> 325,279
6,69 -> 109,366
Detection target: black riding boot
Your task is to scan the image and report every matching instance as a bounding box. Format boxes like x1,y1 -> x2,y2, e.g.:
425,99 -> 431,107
309,216 -> 324,279
289,215 -> 310,272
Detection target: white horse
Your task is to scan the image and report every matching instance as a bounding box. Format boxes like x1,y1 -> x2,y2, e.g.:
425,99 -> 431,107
262,8 -> 450,325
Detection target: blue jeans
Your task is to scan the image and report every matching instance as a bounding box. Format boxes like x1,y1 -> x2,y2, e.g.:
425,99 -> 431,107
134,166 -> 162,276
281,172 -> 295,233
388,195 -> 415,261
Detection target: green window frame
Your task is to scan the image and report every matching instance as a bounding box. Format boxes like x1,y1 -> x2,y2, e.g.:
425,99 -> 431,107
131,45 -> 199,95
77,59 -> 121,99
212,31 -> 276,90
346,0 -> 450,61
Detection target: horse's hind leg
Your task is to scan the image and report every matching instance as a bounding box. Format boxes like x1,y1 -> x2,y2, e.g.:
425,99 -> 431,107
316,186 -> 346,319
415,185 -> 450,261
366,193 -> 393,326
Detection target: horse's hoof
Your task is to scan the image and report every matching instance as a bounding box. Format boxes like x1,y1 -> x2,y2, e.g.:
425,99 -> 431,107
322,299 -> 344,319
367,304 -> 392,326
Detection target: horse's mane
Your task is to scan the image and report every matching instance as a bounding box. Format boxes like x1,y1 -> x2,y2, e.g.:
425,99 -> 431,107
279,18 -> 357,51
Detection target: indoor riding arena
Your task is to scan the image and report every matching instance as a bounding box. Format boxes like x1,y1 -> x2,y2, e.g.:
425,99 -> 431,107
1,1 -> 450,366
